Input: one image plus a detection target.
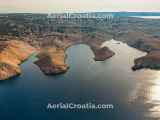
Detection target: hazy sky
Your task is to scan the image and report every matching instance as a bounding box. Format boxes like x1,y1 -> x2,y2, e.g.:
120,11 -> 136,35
0,0 -> 160,13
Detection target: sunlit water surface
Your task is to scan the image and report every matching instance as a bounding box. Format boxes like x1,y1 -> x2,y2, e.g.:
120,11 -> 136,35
132,16 -> 160,19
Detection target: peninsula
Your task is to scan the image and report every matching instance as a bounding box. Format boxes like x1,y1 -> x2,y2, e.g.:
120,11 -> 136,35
0,40 -> 35,80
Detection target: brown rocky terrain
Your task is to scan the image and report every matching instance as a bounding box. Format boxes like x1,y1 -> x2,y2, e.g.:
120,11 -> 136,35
0,40 -> 36,80
132,51 -> 160,70
34,33 -> 115,75
35,47 -> 69,75
92,47 -> 115,61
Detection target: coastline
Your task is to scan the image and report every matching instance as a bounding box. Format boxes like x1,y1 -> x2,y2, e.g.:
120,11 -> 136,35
34,34 -> 115,75
0,40 -> 36,80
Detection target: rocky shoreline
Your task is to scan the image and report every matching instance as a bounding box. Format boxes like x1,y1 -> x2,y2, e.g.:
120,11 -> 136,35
1,31 -> 160,80
35,45 -> 114,75
34,33 -> 115,75
0,14 -> 160,80
115,31 -> 160,70
0,33 -> 115,80
0,40 -> 36,80
132,50 -> 160,70
35,47 -> 69,75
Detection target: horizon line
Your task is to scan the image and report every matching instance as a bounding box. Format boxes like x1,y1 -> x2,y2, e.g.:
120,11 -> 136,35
0,11 -> 160,14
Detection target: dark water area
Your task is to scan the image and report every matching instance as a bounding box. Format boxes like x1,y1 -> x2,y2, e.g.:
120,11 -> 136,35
0,40 -> 160,120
